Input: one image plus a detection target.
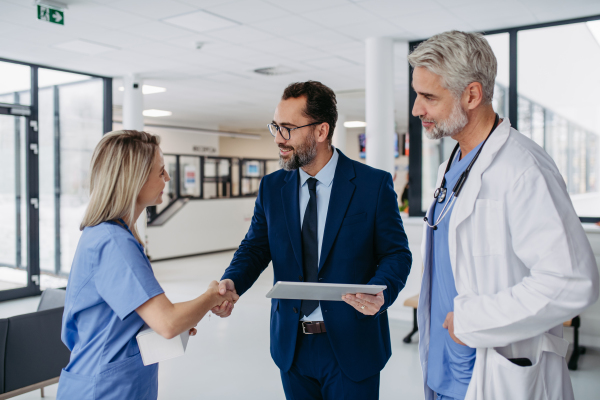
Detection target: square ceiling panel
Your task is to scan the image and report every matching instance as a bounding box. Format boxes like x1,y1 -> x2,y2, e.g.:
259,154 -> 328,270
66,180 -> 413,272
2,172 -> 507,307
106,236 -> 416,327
163,10 -> 239,33
53,39 -> 119,55
205,0 -> 291,24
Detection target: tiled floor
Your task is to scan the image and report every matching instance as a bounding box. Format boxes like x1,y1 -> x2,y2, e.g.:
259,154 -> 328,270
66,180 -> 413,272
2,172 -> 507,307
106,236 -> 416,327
4,251 -> 600,399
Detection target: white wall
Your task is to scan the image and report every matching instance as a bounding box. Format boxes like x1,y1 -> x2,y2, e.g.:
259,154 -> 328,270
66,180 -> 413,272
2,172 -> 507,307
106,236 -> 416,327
146,198 -> 255,261
218,127 -> 276,159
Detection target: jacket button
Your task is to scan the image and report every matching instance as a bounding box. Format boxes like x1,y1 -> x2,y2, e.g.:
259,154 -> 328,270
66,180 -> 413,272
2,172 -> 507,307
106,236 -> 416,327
298,275 -> 303,281
293,307 -> 298,313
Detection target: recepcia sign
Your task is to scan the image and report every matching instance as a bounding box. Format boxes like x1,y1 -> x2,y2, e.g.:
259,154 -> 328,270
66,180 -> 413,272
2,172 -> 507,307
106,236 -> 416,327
37,5 -> 64,25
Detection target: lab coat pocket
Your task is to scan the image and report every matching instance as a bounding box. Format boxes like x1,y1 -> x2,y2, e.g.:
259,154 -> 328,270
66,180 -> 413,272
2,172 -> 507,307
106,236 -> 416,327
486,348 -> 546,400
471,199 -> 504,257
483,333 -> 568,400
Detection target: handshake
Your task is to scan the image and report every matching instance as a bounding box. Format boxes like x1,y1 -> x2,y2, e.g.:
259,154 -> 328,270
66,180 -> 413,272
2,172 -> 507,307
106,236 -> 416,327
206,279 -> 385,318
208,279 -> 238,318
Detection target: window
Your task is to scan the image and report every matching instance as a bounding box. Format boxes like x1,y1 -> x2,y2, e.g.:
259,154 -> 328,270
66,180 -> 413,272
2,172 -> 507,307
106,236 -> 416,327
0,58 -> 111,300
518,22 -> 600,217
410,17 -> 600,221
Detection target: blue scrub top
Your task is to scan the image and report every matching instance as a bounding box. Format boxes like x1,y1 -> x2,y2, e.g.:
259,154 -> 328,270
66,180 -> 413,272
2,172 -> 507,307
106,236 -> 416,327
427,142 -> 483,400
57,221 -> 164,400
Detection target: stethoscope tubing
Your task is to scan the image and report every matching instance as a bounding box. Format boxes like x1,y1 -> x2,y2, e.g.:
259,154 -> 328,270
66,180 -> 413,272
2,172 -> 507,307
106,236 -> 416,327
424,114 -> 500,230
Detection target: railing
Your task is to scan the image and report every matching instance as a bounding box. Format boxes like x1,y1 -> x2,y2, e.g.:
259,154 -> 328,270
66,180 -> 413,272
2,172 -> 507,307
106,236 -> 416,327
147,154 -> 279,224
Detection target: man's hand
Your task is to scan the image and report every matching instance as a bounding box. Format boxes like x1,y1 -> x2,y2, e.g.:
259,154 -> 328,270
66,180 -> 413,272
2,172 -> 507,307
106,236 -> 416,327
211,279 -> 237,318
443,312 -> 466,346
342,291 -> 384,316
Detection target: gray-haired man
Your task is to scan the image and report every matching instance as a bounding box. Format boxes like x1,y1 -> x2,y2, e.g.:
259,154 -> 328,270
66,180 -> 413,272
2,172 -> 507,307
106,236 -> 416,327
410,30 -> 598,400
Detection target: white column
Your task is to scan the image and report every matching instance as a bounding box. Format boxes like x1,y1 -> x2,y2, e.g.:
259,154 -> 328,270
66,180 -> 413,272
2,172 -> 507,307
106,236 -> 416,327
333,114 -> 347,154
123,74 -> 144,131
365,37 -> 395,176
122,74 -> 147,247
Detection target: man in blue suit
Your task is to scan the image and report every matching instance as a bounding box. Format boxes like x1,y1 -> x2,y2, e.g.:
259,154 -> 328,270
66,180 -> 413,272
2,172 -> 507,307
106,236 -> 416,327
213,81 -> 412,399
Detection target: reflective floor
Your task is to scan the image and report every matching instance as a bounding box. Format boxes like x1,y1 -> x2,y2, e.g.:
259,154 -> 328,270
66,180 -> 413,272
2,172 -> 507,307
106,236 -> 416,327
4,251 -> 599,399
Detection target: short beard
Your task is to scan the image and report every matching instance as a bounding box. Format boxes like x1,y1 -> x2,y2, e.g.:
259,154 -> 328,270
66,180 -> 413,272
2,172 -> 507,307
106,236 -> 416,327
422,99 -> 468,140
279,132 -> 318,171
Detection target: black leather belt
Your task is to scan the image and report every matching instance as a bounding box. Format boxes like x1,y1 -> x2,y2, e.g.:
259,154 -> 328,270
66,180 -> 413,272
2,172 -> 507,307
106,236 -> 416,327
301,321 -> 327,334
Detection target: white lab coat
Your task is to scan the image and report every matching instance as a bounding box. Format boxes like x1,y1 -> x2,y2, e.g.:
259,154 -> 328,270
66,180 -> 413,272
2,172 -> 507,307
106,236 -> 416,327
418,118 -> 599,400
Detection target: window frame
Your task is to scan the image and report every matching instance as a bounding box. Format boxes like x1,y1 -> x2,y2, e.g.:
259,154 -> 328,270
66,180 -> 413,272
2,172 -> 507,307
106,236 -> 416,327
408,14 -> 600,223
0,57 -> 112,301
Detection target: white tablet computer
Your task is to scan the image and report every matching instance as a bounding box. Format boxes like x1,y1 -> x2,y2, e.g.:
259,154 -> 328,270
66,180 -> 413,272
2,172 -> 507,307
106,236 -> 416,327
266,281 -> 387,301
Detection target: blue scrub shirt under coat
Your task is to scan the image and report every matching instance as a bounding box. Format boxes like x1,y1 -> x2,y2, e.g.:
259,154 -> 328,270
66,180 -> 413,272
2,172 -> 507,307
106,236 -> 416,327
427,142 -> 483,400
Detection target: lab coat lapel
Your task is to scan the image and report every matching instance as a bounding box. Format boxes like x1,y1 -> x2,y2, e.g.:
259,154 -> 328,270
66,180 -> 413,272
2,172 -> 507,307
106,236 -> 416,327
447,119 -> 512,277
318,151 -> 356,272
281,169 -> 303,272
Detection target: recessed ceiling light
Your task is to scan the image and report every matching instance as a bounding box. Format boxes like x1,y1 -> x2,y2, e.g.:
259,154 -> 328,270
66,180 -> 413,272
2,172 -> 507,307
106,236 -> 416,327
344,121 -> 367,128
53,40 -> 118,55
118,85 -> 167,95
143,109 -> 172,117
163,10 -> 238,34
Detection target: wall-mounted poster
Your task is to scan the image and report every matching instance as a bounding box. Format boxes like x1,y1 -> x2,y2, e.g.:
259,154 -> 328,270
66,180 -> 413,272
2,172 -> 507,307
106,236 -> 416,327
184,164 -> 197,189
359,133 -> 400,158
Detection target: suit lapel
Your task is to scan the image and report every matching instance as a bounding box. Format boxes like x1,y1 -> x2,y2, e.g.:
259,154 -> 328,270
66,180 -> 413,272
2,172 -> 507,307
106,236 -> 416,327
319,151 -> 356,271
281,169 -> 303,272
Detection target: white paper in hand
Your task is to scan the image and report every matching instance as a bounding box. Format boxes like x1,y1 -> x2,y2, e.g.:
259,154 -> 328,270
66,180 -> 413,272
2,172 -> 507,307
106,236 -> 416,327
136,325 -> 190,366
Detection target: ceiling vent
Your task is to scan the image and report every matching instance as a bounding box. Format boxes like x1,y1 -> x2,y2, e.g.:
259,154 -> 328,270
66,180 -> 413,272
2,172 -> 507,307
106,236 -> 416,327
253,66 -> 295,76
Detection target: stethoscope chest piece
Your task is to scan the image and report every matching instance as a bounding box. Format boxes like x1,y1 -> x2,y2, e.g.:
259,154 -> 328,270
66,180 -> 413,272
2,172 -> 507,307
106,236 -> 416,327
436,188 -> 447,203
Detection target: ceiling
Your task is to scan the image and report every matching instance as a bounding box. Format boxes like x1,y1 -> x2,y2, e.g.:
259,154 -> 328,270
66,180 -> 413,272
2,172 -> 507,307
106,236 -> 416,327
1,0 -> 600,132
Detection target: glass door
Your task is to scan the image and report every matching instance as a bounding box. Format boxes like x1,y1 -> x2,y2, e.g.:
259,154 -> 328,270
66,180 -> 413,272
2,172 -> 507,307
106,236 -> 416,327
0,111 -> 39,300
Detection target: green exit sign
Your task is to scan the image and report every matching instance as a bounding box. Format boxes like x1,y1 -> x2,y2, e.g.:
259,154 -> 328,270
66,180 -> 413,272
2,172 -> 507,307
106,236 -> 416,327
37,4 -> 64,25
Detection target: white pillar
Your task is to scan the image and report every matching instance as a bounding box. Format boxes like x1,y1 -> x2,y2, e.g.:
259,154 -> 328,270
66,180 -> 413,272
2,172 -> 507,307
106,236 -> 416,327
365,37 -> 395,176
333,114 -> 347,154
122,74 -> 147,247
123,74 -> 144,131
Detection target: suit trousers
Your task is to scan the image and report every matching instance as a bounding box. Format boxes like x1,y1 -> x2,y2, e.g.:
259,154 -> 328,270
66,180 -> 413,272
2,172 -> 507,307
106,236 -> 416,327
280,326 -> 380,400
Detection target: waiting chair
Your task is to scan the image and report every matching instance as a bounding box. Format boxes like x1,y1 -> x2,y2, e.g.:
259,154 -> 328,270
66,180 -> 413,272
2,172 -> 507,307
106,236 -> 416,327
402,294 -> 419,343
564,316 -> 586,370
0,289 -> 70,399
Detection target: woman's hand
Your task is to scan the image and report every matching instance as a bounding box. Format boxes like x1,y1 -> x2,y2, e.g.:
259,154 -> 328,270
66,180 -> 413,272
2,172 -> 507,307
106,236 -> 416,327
206,280 -> 239,309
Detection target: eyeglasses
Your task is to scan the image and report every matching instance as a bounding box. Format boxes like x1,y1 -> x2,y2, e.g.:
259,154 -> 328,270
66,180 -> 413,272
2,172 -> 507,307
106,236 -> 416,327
267,122 -> 322,140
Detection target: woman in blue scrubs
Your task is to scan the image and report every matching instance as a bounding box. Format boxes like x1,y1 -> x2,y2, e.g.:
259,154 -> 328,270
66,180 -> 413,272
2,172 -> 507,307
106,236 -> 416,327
57,130 -> 238,400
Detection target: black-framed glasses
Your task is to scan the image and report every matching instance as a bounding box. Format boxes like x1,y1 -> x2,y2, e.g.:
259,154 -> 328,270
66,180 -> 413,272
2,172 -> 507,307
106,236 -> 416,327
267,122 -> 322,140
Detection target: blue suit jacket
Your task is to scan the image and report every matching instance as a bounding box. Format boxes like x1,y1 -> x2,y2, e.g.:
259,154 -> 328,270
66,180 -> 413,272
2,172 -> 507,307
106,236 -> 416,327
222,150 -> 412,382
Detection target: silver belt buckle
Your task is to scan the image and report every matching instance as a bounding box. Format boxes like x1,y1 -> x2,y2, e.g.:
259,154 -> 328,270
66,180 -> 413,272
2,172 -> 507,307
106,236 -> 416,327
302,321 -> 313,335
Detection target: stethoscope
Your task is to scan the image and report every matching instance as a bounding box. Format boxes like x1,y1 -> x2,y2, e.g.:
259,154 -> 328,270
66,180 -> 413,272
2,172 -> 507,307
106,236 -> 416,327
424,113 -> 500,230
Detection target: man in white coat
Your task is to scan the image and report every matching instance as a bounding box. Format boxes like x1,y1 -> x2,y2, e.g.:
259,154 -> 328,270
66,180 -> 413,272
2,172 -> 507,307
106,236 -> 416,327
409,30 -> 599,400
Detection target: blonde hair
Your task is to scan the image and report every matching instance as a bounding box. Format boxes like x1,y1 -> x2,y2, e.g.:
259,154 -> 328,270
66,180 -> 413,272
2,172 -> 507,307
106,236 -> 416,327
80,130 -> 160,245
408,30 -> 497,104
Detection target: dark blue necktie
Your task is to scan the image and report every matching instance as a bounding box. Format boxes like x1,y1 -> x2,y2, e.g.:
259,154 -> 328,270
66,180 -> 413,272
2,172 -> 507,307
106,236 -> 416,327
300,177 -> 319,318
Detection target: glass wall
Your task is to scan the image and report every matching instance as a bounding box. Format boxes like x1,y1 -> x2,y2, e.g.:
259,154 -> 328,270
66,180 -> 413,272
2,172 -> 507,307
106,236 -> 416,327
38,69 -> 104,277
518,22 -> 600,217
0,58 -> 110,299
0,115 -> 28,290
149,155 -> 278,224
0,61 -> 31,105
